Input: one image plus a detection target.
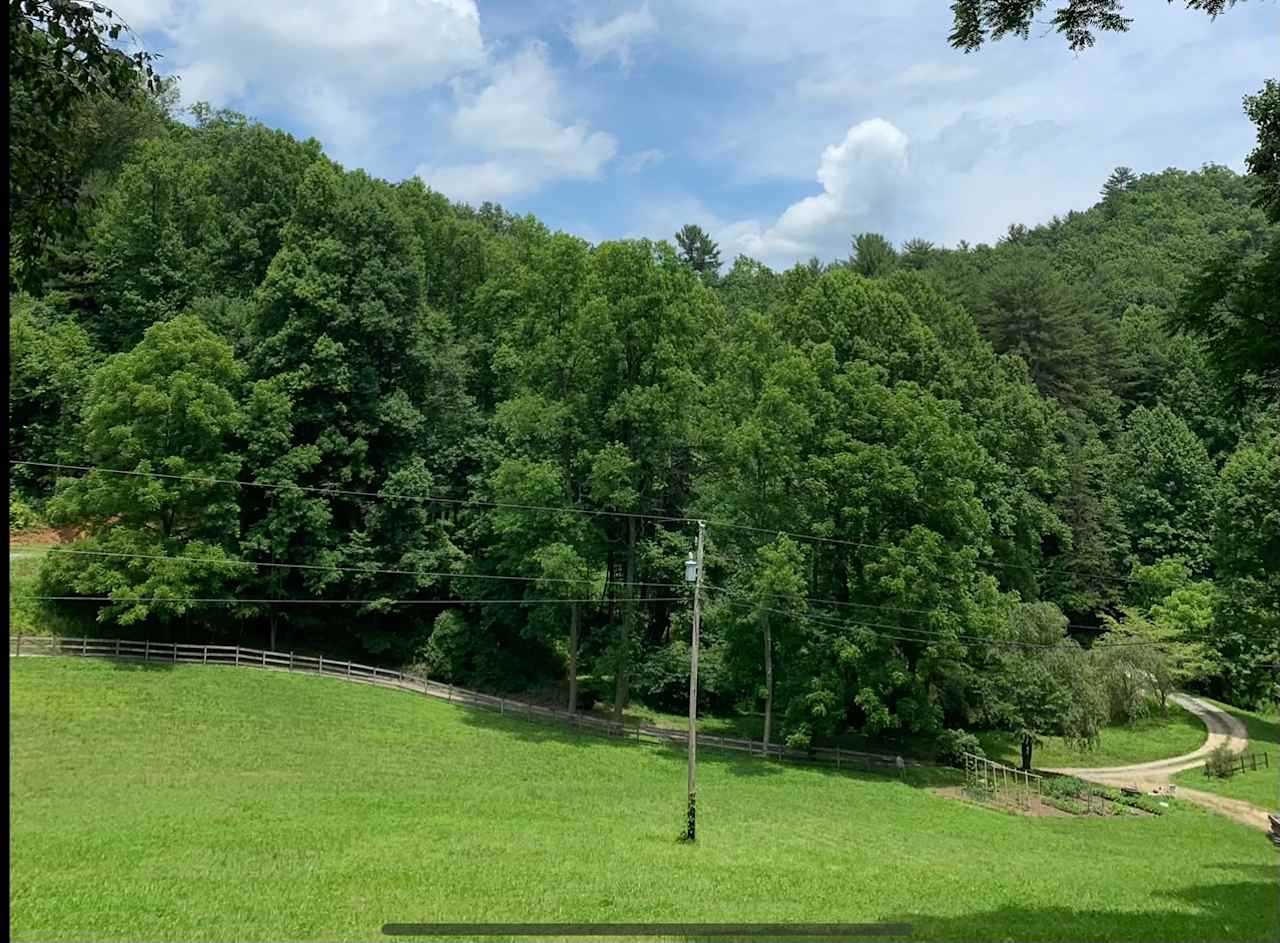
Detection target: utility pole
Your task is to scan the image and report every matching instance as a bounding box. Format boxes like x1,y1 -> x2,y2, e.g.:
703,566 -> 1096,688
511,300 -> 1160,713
682,520 -> 705,842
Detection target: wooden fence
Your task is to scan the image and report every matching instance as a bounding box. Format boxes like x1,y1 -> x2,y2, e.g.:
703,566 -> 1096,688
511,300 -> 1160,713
1204,749 -> 1270,777
8,635 -> 928,777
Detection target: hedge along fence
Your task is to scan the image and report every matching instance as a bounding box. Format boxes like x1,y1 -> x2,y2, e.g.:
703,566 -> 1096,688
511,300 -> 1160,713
1204,748 -> 1270,778
8,635 -> 930,777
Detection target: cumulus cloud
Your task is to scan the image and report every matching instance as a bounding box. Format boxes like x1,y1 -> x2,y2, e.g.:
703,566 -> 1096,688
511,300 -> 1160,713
136,1 -> 486,169
416,42 -> 618,203
568,4 -> 657,67
160,1 -> 485,99
718,118 -> 910,267
284,80 -> 377,170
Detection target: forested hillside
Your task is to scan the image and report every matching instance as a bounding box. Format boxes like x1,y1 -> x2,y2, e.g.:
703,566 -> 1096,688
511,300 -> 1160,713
9,71 -> 1278,761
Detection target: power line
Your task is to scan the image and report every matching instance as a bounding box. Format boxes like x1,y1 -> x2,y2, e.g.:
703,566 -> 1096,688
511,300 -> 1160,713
709,591 -> 1209,652
42,547 -> 685,590
701,517 -> 1138,585
14,458 -> 1137,586
703,581 -> 1112,633
22,595 -> 681,606
9,460 -> 693,525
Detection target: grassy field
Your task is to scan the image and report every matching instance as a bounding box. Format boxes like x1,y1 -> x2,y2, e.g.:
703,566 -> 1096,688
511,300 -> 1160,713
977,702 -> 1208,769
10,658 -> 1278,942
7,544 -> 1214,773
610,698 -> 1209,769
1173,700 -> 1280,811
9,543 -> 51,636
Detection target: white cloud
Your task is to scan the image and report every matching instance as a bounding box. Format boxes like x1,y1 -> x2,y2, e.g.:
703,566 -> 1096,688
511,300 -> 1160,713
416,42 -> 618,203
568,4 -> 657,67
284,81 -> 376,169
141,1 -> 486,175
717,118 -> 910,267
106,0 -> 176,33
619,148 -> 666,174
887,61 -> 980,89
160,1 -> 485,101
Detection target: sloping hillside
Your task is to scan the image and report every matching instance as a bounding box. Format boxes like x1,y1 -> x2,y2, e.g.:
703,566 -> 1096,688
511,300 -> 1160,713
9,658 -> 1277,942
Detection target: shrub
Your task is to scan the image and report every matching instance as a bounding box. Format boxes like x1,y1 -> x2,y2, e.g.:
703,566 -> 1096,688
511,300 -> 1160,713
935,728 -> 983,768
1203,742 -> 1239,778
9,488 -> 43,533
419,611 -> 473,683
631,641 -> 694,713
785,728 -> 812,752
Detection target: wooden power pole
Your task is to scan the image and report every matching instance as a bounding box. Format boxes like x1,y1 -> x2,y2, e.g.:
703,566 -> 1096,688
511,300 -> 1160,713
683,520 -> 705,842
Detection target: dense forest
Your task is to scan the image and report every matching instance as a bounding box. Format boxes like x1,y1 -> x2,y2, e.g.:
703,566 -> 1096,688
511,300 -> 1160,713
9,28 -> 1278,764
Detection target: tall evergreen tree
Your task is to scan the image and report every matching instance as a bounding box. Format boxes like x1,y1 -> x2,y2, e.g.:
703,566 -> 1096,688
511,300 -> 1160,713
674,223 -> 722,281
849,232 -> 899,277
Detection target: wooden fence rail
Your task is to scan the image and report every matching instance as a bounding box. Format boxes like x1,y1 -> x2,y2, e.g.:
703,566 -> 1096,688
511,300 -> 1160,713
1204,750 -> 1270,776
9,635 -> 931,777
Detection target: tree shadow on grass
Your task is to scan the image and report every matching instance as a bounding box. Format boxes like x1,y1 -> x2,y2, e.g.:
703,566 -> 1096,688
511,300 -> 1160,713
451,704 -> 958,789
1202,861 -> 1280,882
100,656 -> 177,672
888,878 -> 1279,942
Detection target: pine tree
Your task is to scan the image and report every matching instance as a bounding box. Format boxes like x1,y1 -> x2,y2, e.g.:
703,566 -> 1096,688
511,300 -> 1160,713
1101,166 -> 1138,203
674,223 -> 722,281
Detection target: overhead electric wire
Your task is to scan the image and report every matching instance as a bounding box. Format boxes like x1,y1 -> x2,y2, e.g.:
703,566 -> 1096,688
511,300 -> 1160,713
698,516 -> 1139,585
13,458 -> 1138,586
42,547 -> 685,590
707,589 -> 1211,652
9,460 -> 693,525
21,595 -> 680,606
702,581 -> 1115,634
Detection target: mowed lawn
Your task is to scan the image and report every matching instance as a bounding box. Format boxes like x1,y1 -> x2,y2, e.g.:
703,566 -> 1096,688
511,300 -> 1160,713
9,659 -> 1278,943
615,699 -> 1209,769
1173,700 -> 1280,812
979,701 -> 1208,769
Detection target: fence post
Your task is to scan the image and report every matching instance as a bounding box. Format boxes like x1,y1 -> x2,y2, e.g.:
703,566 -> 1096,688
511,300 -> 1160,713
263,650 -> 267,667
173,643 -> 177,663
114,638 -> 120,657
144,639 -> 150,662
318,655 -> 322,674
346,661 -> 351,677
500,698 -> 504,715
82,637 -> 88,655
289,652 -> 294,673
203,645 -> 208,665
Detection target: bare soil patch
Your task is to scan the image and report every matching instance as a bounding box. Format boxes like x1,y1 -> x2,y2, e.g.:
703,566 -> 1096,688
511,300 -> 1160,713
9,523 -> 86,548
931,785 -> 1074,818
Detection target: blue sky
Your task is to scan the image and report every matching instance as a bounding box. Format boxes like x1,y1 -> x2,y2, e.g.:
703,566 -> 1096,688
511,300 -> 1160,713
115,0 -> 1276,269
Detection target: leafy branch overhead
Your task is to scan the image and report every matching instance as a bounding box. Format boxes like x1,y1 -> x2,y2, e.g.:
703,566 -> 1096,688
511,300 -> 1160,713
948,0 -> 1242,52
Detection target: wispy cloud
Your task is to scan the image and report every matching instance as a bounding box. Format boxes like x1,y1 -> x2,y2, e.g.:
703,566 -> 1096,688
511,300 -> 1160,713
567,4 -> 657,68
416,42 -> 617,203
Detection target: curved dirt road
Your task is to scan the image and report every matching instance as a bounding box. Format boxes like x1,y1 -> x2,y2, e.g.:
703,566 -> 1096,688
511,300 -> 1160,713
1046,693 -> 1270,831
